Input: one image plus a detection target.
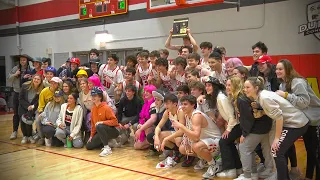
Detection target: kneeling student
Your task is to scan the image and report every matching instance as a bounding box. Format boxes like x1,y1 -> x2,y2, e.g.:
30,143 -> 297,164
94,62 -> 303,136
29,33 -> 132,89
86,87 -> 119,157
163,95 -> 222,179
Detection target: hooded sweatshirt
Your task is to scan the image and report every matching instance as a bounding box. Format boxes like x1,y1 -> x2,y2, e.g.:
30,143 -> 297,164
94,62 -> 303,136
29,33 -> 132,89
40,102 -> 61,126
90,102 -> 119,137
279,78 -> 320,126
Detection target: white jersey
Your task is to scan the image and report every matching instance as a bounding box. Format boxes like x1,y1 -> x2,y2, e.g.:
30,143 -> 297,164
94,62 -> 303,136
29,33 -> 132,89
160,72 -> 176,93
98,64 -> 124,98
185,110 -> 221,140
200,58 -> 211,70
175,72 -> 186,87
122,80 -> 141,93
137,63 -> 152,87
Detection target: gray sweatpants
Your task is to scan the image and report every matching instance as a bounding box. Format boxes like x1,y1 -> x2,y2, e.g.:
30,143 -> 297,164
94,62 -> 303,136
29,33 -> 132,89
239,133 -> 273,178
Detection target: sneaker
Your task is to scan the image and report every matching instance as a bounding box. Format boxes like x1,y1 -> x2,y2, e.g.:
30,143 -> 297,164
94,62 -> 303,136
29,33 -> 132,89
159,150 -> 172,160
181,156 -> 195,167
99,146 -> 112,157
217,169 -> 237,178
258,168 -> 273,179
45,138 -> 52,147
172,151 -> 183,163
233,174 -> 251,180
194,159 -> 208,170
28,136 -> 36,144
10,131 -> 17,140
237,168 -> 243,176
257,163 -> 265,173
202,163 -> 221,179
37,138 -> 45,145
64,144 -> 67,148
264,171 -> 277,180
21,136 -> 28,144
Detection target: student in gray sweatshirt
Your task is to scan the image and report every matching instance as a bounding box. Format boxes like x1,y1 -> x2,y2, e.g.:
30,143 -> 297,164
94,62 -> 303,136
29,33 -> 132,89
276,59 -> 320,180
244,77 -> 309,180
39,90 -> 64,147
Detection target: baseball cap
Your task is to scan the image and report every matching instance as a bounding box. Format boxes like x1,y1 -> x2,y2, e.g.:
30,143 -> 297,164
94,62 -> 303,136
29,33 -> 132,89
257,55 -> 272,64
54,90 -> 64,97
91,86 -> 103,96
50,77 -> 62,84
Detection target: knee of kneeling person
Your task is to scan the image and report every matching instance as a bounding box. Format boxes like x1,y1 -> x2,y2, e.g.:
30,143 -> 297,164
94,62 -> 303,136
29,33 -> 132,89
73,139 -> 84,148
179,145 -> 187,155
96,123 -> 106,129
191,142 -> 202,153
55,129 -> 65,138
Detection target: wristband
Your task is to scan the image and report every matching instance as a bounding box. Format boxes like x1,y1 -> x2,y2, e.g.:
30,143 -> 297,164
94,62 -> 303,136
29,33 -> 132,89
284,92 -> 288,99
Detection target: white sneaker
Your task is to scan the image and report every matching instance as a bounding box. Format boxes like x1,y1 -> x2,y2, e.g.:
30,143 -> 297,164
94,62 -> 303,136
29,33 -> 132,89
194,159 -> 208,170
45,138 -> 52,147
99,146 -> 112,157
10,131 -> 17,140
21,136 -> 28,144
202,163 -> 220,179
217,169 -> 237,178
28,136 -> 36,144
234,174 -> 252,180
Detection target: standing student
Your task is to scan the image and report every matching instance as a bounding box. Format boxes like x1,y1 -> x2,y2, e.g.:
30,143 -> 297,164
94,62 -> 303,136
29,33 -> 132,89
19,74 -> 44,144
8,54 -> 33,140
136,51 -> 152,88
233,66 -> 250,81
186,53 -> 211,78
249,41 -> 268,77
98,54 -> 124,100
171,57 -> 187,87
225,58 -> 243,77
62,80 -> 75,102
55,93 -> 84,148
163,95 -> 222,179
30,57 -> 43,77
256,55 -> 279,92
229,76 -> 273,180
201,77 -> 241,178
199,41 -> 213,70
165,28 -> 199,53
244,77 -> 309,180
86,87 -> 119,157
276,59 -> 320,180
39,90 -> 64,146
155,58 -> 176,94
207,49 -> 227,85
59,57 -> 80,81
43,66 -> 56,88
159,49 -> 169,59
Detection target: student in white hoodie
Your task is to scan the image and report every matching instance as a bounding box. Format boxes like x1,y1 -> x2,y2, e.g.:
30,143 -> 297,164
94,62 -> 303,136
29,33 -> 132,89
276,59 -> 320,180
55,93 -> 83,148
244,76 -> 309,180
39,90 -> 64,146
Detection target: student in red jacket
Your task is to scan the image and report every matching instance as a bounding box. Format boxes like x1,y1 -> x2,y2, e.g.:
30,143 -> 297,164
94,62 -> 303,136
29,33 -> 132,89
86,86 -> 119,157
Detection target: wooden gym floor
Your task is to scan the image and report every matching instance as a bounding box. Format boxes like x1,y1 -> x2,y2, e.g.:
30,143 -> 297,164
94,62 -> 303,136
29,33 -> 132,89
0,114 -> 308,180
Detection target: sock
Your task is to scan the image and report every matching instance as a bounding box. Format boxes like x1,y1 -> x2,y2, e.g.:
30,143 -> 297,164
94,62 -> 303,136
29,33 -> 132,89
208,158 -> 215,165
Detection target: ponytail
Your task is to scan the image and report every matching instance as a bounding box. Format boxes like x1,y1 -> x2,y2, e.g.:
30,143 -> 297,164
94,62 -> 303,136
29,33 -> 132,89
246,76 -> 265,92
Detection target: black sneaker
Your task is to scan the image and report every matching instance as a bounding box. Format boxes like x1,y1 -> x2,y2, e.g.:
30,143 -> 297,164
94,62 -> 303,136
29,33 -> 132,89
181,156 -> 195,167
172,151 -> 183,163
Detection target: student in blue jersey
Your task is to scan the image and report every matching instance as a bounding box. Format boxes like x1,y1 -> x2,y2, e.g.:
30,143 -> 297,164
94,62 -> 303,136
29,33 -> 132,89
276,59 -> 320,180
244,77 -> 309,180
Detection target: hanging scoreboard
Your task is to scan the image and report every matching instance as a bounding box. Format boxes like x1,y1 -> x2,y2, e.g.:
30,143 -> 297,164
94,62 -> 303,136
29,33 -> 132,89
79,0 -> 128,20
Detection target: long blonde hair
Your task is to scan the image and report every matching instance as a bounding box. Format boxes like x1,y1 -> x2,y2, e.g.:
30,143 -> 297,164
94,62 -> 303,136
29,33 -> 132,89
23,74 -> 44,93
48,96 -> 64,111
229,76 -> 245,110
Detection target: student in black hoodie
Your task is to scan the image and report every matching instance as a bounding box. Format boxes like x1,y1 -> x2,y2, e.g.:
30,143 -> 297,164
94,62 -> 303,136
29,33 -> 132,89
117,85 -> 142,145
249,41 -> 268,77
229,76 -> 273,180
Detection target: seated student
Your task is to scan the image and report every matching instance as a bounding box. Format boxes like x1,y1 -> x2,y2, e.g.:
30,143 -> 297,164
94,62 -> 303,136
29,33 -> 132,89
55,93 -> 84,148
153,94 -> 190,165
116,85 -> 142,146
86,87 -> 119,157
39,90 -> 64,147
229,76 -> 273,180
163,95 -> 222,179
19,74 -> 44,144
35,77 -> 62,145
43,66 -> 56,88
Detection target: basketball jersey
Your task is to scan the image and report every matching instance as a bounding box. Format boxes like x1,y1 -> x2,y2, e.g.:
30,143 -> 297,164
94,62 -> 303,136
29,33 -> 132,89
99,64 -> 124,98
138,63 -> 152,87
175,72 -> 186,87
160,72 -> 176,93
185,110 -> 221,140
200,58 -> 211,70
168,108 -> 181,131
122,80 -> 141,93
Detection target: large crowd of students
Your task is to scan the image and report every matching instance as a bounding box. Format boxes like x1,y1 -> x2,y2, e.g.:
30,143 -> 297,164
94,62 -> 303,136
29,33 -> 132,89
7,30 -> 320,180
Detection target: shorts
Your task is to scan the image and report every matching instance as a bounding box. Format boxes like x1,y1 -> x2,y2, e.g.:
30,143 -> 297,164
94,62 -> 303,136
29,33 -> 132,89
201,137 -> 220,157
